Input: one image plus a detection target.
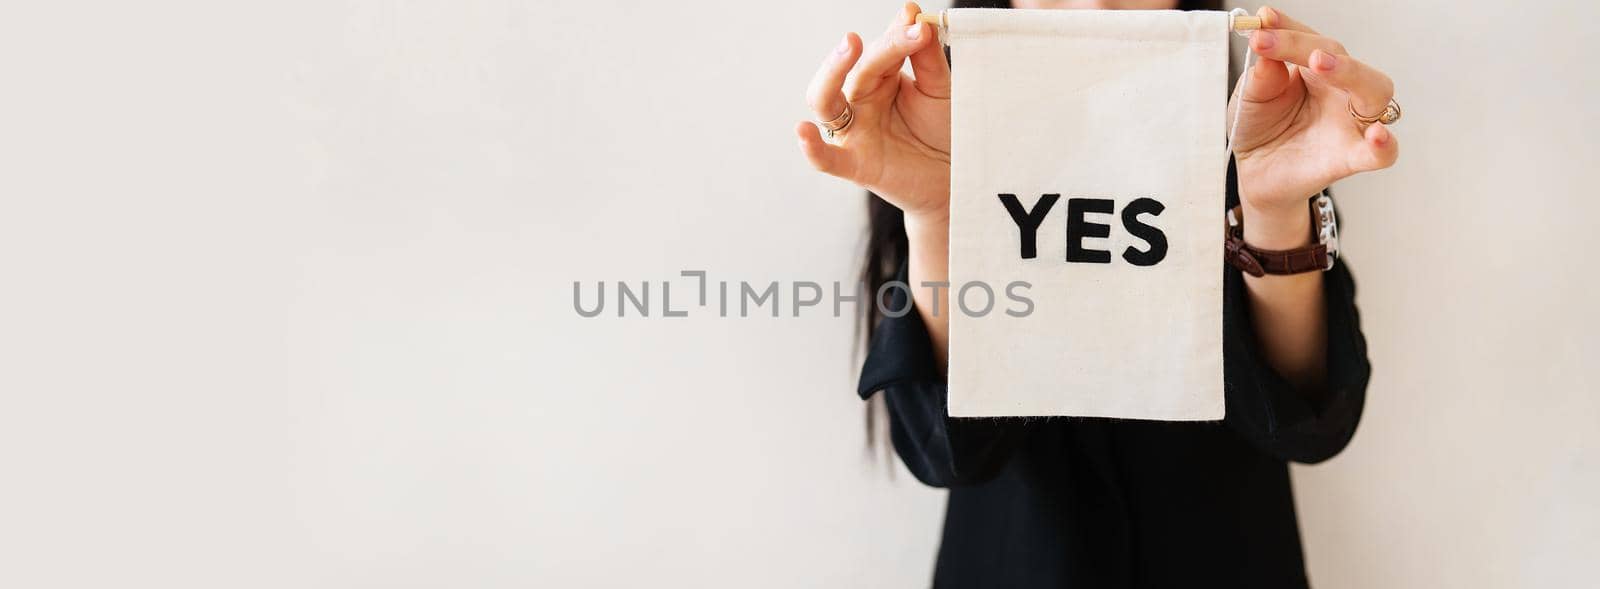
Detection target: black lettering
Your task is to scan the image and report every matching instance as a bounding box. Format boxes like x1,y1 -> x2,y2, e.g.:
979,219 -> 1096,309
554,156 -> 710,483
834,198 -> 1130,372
1066,198 -> 1113,264
998,193 -> 1060,259
1120,197 -> 1168,266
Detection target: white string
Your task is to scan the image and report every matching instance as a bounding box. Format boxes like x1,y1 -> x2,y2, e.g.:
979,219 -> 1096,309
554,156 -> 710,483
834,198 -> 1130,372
1225,8 -> 1254,164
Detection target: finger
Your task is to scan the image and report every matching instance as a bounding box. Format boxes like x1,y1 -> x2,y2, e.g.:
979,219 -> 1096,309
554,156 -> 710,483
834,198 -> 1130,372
1246,5 -> 1327,104
1346,122 -> 1399,173
795,121 -> 857,179
806,33 -> 863,122
1239,53 -> 1293,103
1257,6 -> 1318,34
1250,28 -> 1347,68
843,4 -> 933,101
1308,49 -> 1395,119
904,4 -> 950,98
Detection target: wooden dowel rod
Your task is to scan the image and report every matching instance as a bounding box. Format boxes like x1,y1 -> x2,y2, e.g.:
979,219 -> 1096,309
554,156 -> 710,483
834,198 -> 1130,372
914,12 -> 1262,31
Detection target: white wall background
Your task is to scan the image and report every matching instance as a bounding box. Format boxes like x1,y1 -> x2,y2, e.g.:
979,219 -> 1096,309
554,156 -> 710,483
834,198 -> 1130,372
0,1 -> 1593,587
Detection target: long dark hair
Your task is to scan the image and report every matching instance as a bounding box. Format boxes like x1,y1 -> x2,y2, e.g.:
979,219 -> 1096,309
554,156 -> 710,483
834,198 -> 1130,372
859,0 -> 1224,450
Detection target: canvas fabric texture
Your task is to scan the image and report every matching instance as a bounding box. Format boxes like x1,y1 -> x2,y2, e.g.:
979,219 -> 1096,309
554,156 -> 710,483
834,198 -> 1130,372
945,9 -> 1230,419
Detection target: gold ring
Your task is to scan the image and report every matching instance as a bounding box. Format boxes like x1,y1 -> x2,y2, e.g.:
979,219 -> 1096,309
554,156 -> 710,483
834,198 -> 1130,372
817,102 -> 854,139
1350,97 -> 1401,127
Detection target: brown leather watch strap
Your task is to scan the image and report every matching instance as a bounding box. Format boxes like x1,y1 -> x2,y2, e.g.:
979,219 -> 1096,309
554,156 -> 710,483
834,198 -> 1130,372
1223,205 -> 1329,277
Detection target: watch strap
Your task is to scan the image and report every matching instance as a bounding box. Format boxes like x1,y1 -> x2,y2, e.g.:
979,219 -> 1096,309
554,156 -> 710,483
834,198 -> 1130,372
1224,205 -> 1329,277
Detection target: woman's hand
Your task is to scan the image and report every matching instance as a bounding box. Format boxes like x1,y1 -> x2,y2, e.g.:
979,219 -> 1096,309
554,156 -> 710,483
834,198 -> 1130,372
795,3 -> 951,222
1230,7 -> 1398,392
797,3 -> 956,364
1231,6 -> 1400,248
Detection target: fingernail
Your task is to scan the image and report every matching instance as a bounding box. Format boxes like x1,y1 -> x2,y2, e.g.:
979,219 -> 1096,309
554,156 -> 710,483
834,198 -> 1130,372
905,24 -> 923,40
834,35 -> 850,55
1315,51 -> 1337,72
1254,30 -> 1275,51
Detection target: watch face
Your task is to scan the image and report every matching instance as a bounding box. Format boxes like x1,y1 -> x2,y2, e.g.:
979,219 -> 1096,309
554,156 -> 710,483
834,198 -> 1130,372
1314,194 -> 1339,267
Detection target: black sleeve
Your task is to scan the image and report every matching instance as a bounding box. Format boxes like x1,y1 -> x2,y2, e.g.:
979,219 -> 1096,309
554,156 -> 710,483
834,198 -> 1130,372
1219,155 -> 1372,463
856,282 -> 1023,488
1222,257 -> 1372,463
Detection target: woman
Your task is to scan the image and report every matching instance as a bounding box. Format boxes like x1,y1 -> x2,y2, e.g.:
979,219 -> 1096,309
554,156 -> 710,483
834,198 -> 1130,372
795,1 -> 1397,587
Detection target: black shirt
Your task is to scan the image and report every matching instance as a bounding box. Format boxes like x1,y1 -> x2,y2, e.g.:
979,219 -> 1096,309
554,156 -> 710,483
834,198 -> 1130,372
857,203 -> 1371,588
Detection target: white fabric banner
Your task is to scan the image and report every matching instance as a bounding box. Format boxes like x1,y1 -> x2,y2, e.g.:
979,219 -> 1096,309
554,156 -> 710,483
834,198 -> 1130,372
946,9 -> 1229,419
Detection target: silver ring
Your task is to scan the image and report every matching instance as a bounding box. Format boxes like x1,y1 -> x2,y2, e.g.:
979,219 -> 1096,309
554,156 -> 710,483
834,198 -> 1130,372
817,102 -> 853,139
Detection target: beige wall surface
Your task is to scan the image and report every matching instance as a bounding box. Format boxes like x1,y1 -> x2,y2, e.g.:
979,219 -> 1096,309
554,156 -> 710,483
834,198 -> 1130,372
0,1 -> 1593,587
1253,1 -> 1600,587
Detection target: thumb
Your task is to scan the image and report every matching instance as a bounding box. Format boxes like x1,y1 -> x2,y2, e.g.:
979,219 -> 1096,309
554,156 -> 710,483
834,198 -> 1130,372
903,19 -> 950,98
1240,52 -> 1293,104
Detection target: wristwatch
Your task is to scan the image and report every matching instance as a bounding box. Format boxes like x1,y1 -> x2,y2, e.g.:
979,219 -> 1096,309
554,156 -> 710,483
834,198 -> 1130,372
1224,193 -> 1339,277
